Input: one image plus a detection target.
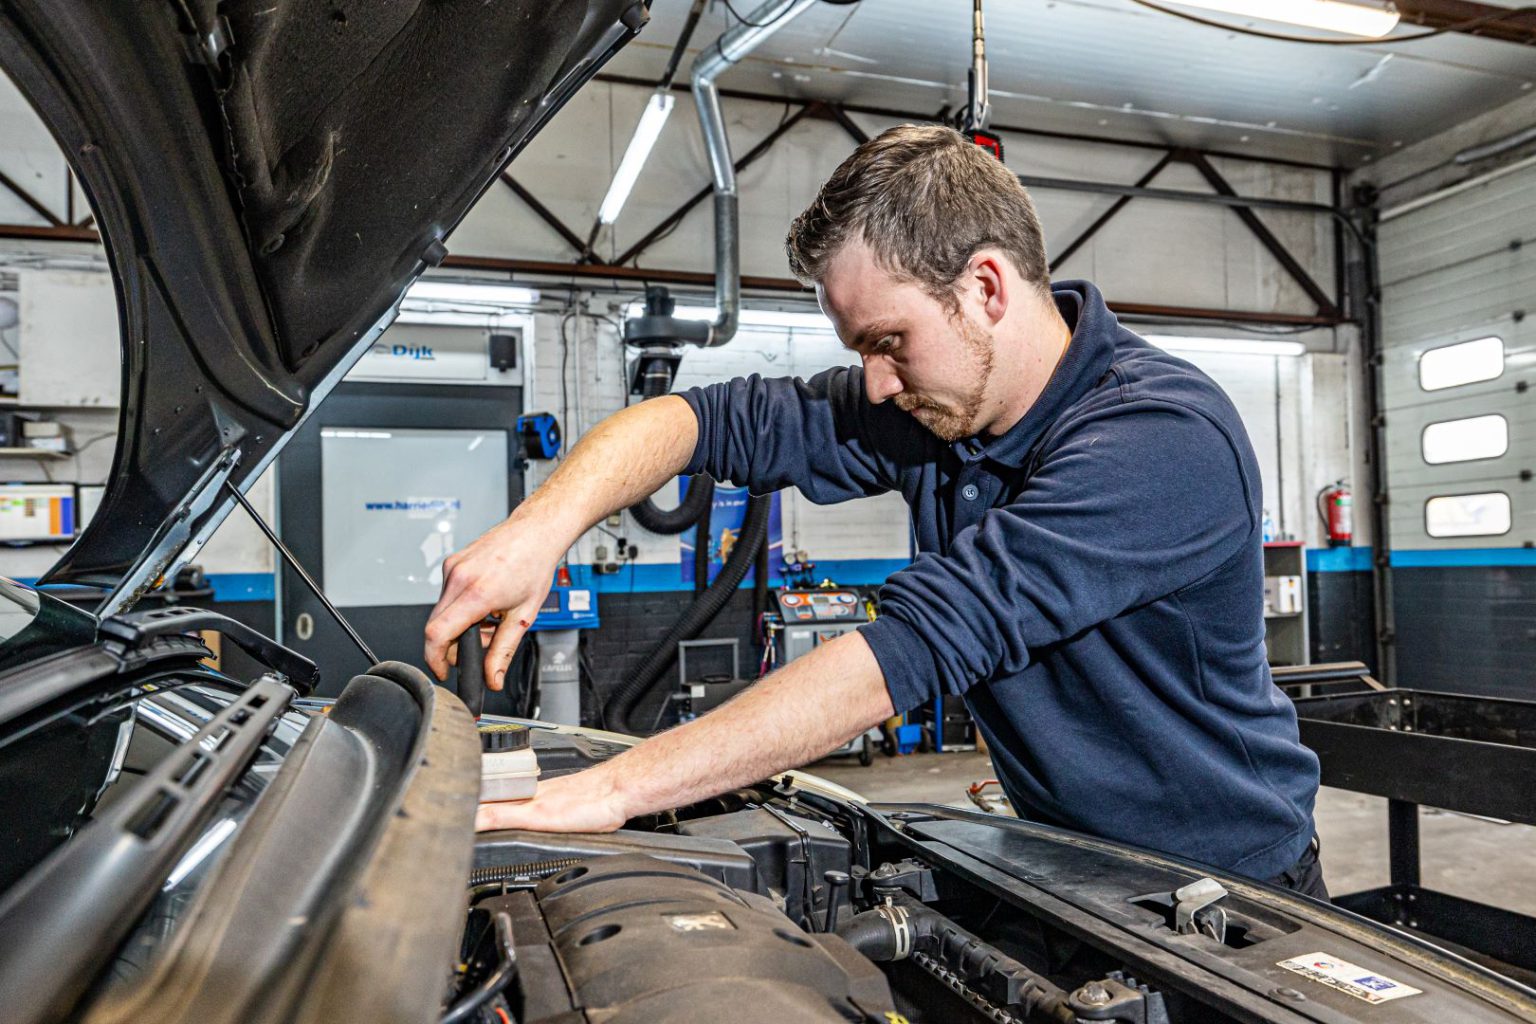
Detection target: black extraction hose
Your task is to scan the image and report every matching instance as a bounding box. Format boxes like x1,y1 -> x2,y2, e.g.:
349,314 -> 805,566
609,492 -> 772,734
693,495 -> 712,596
628,354 -> 716,535
630,474 -> 715,534
753,530 -> 770,619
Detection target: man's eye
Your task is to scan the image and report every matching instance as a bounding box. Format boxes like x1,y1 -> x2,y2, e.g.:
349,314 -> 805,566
874,335 -> 897,353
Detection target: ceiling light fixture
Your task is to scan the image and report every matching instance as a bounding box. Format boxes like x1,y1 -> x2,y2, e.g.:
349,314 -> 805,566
1162,0 -> 1400,38
625,302 -> 835,333
403,282 -> 539,306
1145,335 -> 1308,357
598,90 -> 675,225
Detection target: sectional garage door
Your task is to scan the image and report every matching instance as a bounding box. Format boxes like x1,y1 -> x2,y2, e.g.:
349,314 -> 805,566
1379,163 -> 1536,551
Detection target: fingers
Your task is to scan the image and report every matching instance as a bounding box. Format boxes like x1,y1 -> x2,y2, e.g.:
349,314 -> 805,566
424,596 -> 482,681
484,616 -> 530,692
424,558 -> 479,679
423,597 -> 460,681
476,800 -> 539,832
473,772 -> 628,834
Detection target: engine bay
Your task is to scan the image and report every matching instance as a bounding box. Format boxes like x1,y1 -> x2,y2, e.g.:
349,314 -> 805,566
456,786 -> 1178,1024
435,723 -> 1536,1024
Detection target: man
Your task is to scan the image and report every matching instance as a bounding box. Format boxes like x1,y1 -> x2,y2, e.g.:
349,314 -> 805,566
424,124 -> 1325,897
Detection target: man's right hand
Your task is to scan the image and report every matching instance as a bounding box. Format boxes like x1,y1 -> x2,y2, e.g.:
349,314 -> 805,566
423,517 -> 560,689
423,395 -> 702,687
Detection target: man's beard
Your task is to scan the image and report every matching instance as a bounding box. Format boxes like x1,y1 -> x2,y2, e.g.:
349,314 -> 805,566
895,314 -> 994,442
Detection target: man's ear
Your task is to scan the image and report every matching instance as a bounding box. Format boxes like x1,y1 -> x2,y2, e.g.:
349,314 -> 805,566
970,250 -> 1009,327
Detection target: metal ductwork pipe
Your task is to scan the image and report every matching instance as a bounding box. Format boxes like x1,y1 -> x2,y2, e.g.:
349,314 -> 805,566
1454,125 -> 1536,166
689,0 -> 818,348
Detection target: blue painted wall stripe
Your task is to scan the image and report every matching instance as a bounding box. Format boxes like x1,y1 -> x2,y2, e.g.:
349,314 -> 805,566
14,559 -> 912,604
1308,547 -> 1536,571
207,573 -> 276,602
22,548 -> 1536,608
1307,547 -> 1373,573
568,557 -> 910,593
1390,547 -> 1536,568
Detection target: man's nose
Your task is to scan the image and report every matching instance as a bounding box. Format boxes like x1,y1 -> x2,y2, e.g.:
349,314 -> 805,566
862,356 -> 903,403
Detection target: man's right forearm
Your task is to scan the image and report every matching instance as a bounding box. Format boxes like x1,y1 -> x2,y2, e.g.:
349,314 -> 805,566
512,395 -> 701,546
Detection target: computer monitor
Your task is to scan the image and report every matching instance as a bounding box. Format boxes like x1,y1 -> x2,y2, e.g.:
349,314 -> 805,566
0,483 -> 76,543
76,483 -> 105,531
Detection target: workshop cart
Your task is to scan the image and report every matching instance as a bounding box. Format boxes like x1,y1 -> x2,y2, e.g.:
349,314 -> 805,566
1285,663 -> 1536,985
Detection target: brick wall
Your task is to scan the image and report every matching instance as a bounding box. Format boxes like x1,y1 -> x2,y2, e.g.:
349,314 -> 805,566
580,589 -> 766,733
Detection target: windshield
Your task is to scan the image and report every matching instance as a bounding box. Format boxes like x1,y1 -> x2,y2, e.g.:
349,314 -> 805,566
0,678 -> 309,967
0,576 -> 97,672
0,578 -> 39,642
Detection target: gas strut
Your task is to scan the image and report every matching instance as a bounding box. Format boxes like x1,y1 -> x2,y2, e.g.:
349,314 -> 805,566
224,479 -> 378,666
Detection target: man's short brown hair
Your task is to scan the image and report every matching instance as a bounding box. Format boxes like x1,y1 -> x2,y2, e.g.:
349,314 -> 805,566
786,124 -> 1050,304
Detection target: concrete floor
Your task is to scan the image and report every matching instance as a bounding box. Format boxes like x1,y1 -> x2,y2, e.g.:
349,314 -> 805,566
805,751 -> 1536,916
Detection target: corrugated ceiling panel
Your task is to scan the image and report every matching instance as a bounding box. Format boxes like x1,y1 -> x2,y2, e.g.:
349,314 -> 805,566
602,0 -> 1536,166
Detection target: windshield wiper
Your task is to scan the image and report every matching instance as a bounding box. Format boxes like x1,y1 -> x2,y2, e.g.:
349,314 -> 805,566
0,676 -> 293,1024
101,605 -> 318,694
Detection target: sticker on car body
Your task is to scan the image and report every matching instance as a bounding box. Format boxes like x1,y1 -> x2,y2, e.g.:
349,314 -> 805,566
1277,952 -> 1423,1004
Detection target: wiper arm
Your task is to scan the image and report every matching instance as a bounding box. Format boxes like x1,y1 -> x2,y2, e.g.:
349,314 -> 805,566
101,606 -> 319,695
0,676 -> 293,1024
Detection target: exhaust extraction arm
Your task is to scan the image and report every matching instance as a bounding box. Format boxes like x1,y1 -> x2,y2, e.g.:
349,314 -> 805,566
689,0 -> 819,347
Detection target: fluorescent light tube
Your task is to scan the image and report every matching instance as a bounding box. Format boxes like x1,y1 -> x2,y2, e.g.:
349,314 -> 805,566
625,302 -> 835,332
599,91 -> 675,225
404,281 -> 539,306
1164,0 -> 1399,37
1145,335 -> 1307,357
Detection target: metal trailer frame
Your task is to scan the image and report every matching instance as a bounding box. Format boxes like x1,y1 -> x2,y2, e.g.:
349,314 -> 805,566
1281,664 -> 1536,983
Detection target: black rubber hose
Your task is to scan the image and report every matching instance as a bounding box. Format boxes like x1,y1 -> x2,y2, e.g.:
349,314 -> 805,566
440,910 -> 517,1024
630,474 -> 715,535
693,495 -> 712,596
627,355 -> 715,535
610,493 -> 772,734
753,531 -> 769,620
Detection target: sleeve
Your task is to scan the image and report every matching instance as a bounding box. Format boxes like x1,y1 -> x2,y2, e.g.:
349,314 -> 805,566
858,400 -> 1259,714
679,366 -> 928,504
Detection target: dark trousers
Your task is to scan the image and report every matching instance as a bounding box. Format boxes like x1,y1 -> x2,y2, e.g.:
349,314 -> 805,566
1266,834 -> 1329,901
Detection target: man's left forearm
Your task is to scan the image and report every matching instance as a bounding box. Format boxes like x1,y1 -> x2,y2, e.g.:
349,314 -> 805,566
475,630 -> 896,832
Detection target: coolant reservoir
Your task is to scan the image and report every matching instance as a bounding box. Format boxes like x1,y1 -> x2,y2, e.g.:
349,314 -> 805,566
479,723 -> 539,802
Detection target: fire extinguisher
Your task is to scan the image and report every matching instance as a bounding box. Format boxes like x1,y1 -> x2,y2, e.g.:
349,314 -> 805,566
1318,481 -> 1353,548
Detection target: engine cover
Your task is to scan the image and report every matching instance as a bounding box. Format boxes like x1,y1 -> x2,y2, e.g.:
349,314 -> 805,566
494,853 -> 897,1023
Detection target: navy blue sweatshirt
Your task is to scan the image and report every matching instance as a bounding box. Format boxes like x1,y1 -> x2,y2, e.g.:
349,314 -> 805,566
680,280 -> 1319,880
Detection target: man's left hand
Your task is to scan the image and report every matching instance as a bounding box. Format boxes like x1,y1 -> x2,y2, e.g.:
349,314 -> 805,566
475,770 -> 628,833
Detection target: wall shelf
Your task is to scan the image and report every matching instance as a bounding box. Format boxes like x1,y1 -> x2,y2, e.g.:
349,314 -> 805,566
1263,543 -> 1310,666
0,447 -> 68,460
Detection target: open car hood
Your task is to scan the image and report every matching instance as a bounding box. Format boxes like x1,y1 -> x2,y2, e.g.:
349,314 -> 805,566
0,0 -> 645,610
